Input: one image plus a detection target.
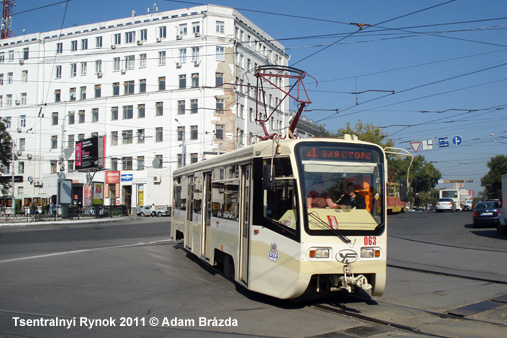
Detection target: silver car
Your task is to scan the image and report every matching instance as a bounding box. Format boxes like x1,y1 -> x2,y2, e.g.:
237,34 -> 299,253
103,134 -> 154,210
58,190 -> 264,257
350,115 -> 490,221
435,198 -> 456,212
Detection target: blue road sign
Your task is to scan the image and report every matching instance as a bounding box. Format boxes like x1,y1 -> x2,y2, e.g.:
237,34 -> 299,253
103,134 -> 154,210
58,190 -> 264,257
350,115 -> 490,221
452,135 -> 463,146
438,137 -> 449,148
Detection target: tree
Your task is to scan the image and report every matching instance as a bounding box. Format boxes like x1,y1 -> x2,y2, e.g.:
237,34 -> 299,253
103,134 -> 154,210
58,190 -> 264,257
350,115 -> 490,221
0,118 -> 13,195
480,155 -> 507,199
336,120 -> 394,148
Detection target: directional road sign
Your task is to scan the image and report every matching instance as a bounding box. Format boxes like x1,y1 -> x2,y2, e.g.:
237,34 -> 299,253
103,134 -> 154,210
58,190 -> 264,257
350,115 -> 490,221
452,135 -> 463,146
438,137 -> 449,148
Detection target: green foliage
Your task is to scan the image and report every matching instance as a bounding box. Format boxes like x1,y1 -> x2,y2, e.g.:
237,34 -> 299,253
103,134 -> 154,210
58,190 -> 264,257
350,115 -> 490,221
480,155 -> 507,199
0,118 -> 13,195
336,120 -> 394,148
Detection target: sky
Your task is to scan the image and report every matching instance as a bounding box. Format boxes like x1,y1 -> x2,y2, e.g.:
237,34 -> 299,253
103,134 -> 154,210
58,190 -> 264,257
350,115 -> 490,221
9,0 -> 507,195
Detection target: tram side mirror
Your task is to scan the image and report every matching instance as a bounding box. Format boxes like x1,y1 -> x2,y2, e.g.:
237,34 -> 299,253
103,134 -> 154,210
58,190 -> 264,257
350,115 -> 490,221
400,178 -> 408,201
263,164 -> 276,191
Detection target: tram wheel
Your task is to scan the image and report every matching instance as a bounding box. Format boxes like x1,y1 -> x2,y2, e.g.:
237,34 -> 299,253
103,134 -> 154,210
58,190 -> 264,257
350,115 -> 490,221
223,255 -> 235,280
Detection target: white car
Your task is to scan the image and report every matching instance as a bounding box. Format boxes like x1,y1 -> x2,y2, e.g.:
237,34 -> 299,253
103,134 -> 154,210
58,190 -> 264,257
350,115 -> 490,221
435,198 -> 457,212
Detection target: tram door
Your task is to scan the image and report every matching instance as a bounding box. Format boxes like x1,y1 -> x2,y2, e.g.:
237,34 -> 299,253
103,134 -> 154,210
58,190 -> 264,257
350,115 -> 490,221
201,172 -> 212,261
239,165 -> 251,284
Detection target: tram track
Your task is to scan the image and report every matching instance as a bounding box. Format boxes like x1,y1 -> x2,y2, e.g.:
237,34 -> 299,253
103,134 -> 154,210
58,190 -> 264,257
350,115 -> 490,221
388,234 -> 507,253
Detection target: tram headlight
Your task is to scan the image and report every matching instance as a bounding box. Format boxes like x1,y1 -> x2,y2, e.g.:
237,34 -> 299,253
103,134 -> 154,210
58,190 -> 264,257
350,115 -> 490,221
360,247 -> 381,259
309,248 -> 330,259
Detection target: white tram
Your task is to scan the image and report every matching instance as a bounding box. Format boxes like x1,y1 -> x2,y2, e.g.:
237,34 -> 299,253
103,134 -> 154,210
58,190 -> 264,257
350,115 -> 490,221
171,137 -> 387,299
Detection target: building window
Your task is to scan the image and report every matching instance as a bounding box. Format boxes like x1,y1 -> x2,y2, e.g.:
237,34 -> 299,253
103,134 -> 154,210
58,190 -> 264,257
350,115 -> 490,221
111,131 -> 118,146
137,104 -> 145,118
113,82 -> 119,96
55,89 -> 61,102
111,106 -> 118,120
156,102 -> 163,116
191,47 -> 199,62
179,48 -> 186,63
216,21 -> 224,33
179,74 -> 186,88
68,160 -> 75,172
190,153 -> 198,164
216,72 -> 224,87
239,104 -> 244,119
95,60 -> 102,74
81,39 -> 88,50
123,105 -> 133,119
78,133 -> 84,140
56,65 -> 62,79
52,112 -> 58,126
68,111 -> 75,125
154,155 -> 163,169
177,154 -> 183,168
179,23 -> 187,36
80,62 -> 87,75
0,73 -> 3,85
158,26 -> 167,39
140,29 -> 147,41
216,125 -> 224,140
96,36 -> 102,48
92,108 -> 99,122
69,87 -> 76,101
18,162 -> 24,174
78,110 -> 85,123
155,127 -> 163,142
57,43 -> 63,53
158,51 -> 166,66
114,33 -> 121,45
158,76 -> 165,90
190,125 -> 198,140
137,156 -> 145,170
80,86 -> 86,100
71,40 -> 77,51
139,79 -> 146,93
177,100 -> 185,115
122,157 -> 133,170
113,57 -> 120,71
125,31 -> 135,44
139,54 -> 147,68
51,135 -> 58,149
190,99 -> 198,114
111,158 -> 118,171
124,80 -> 134,94
191,73 -> 199,88
177,126 -> 185,141
21,70 -> 28,82
19,138 -> 25,151
68,135 -> 74,148
95,84 -> 101,98
216,98 -> 224,114
122,130 -> 133,144
137,129 -> 145,143
192,22 -> 200,34
70,63 -> 77,77
216,47 -> 224,61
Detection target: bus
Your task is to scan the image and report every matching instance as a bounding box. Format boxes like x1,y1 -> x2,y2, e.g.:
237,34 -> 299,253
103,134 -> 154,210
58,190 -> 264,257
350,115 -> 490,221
171,138 -> 388,300
387,182 -> 407,214
439,189 -> 460,208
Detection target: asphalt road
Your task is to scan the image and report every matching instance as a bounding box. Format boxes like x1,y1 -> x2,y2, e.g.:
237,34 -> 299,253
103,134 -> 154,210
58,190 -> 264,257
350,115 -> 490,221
0,212 -> 505,337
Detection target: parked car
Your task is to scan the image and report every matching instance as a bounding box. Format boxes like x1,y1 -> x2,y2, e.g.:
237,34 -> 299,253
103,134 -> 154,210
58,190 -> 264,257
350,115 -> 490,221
136,205 -> 171,217
435,198 -> 457,212
473,201 -> 502,227
461,205 -> 471,211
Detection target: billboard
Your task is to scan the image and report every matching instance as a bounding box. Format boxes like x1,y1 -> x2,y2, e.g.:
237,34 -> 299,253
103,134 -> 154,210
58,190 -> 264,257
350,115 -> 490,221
75,136 -> 105,171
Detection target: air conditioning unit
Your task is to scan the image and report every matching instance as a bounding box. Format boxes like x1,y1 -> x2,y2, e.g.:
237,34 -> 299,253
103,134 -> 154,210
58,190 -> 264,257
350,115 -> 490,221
97,72 -> 103,78
175,62 -> 181,68
153,175 -> 161,183
17,128 -> 22,133
193,60 -> 200,66
27,154 -> 32,160
15,100 -> 20,105
121,69 -> 126,74
156,37 -> 161,43
16,150 -> 22,156
195,32 -> 201,37
34,181 -> 43,187
137,40 -> 143,45
111,44 -> 116,49
19,59 -> 24,65
176,35 -> 182,40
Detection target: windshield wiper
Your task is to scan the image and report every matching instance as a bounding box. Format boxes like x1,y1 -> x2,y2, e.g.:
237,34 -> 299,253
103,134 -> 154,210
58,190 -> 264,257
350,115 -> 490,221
308,212 -> 351,244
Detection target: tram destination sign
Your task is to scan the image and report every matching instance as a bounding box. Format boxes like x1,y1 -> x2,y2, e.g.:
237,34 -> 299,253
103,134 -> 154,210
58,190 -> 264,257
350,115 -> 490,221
300,145 -> 375,162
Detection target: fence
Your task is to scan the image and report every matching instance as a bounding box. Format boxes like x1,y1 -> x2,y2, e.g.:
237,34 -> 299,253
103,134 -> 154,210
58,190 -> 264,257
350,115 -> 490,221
0,205 -> 129,223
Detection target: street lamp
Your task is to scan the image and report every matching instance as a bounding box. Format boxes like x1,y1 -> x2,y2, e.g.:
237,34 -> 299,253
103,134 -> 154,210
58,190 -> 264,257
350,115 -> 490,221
174,119 -> 186,167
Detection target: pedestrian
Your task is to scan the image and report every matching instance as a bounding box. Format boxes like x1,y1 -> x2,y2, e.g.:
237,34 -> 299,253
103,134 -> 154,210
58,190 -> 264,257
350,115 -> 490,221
150,204 -> 156,217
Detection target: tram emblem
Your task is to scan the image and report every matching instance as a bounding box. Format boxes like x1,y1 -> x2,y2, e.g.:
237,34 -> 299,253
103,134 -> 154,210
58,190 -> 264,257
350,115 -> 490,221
337,249 -> 358,264
268,243 -> 280,262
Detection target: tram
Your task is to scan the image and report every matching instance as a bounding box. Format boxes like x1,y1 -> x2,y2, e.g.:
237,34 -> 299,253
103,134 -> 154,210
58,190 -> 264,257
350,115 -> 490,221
171,137 -> 388,299
387,182 -> 407,214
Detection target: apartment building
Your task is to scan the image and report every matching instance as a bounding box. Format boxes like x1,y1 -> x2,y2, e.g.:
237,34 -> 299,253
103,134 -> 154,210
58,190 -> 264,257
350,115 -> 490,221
0,5 -> 305,210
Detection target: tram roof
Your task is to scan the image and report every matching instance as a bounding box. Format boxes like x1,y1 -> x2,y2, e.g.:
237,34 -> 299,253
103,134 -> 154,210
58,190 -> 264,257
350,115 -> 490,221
172,137 -> 384,177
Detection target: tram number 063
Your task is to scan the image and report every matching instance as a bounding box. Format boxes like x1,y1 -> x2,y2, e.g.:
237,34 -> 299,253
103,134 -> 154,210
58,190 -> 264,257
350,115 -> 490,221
364,236 -> 377,245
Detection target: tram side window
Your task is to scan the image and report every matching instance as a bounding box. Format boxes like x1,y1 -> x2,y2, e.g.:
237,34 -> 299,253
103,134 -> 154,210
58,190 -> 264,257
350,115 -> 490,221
211,166 -> 239,221
173,178 -> 186,210
258,158 -> 298,238
193,174 -> 202,216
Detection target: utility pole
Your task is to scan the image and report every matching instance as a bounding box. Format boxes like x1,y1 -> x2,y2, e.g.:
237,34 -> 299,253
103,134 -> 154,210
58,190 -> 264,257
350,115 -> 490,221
11,139 -> 15,214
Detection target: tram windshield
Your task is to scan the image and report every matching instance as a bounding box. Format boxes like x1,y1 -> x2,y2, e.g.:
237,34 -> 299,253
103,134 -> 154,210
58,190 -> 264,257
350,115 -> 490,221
295,142 -> 384,235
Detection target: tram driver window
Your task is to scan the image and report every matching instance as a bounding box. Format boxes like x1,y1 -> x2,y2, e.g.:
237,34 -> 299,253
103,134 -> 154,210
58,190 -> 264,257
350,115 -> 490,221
263,158 -> 298,233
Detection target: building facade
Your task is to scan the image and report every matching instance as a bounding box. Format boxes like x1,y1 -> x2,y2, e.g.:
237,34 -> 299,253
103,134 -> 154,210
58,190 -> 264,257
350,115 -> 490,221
0,5 -> 315,211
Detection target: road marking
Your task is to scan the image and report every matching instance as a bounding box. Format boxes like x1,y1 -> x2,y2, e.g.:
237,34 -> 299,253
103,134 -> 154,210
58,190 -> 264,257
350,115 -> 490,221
0,239 -> 174,264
